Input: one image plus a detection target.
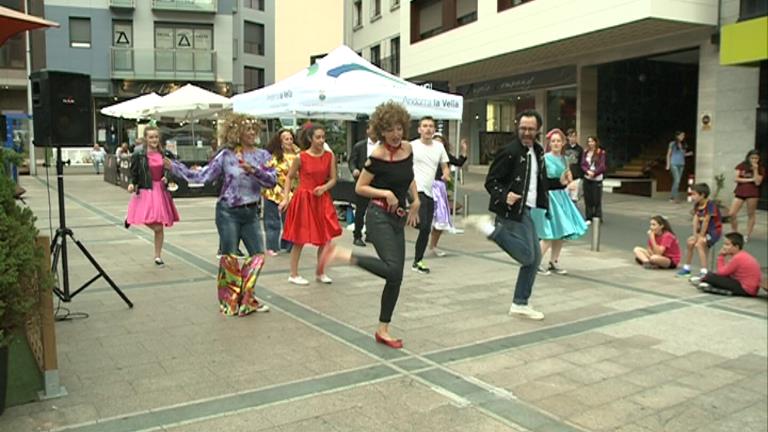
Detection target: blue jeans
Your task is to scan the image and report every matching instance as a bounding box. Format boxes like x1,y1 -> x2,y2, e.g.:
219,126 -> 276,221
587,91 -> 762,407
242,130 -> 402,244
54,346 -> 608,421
489,208 -> 541,305
216,201 -> 264,256
263,199 -> 291,251
670,165 -> 684,200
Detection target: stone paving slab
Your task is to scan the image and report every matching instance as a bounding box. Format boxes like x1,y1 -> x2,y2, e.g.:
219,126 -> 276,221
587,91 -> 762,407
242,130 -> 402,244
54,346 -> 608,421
1,173 -> 765,432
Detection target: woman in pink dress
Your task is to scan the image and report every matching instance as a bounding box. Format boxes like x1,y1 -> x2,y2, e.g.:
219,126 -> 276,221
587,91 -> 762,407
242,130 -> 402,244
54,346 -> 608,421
126,126 -> 180,267
280,125 -> 342,285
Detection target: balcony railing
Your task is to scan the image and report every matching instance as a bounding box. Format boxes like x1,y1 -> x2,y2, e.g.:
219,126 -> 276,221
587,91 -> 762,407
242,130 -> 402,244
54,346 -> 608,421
111,47 -> 217,80
152,0 -> 217,13
380,55 -> 400,75
109,0 -> 135,8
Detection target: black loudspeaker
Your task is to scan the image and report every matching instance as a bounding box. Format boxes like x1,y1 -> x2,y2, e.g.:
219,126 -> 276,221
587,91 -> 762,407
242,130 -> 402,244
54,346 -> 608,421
30,70 -> 93,147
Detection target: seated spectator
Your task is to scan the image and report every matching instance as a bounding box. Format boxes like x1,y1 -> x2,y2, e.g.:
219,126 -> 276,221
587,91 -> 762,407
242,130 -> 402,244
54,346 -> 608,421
676,183 -> 722,278
692,232 -> 762,296
116,142 -> 131,159
633,215 -> 680,269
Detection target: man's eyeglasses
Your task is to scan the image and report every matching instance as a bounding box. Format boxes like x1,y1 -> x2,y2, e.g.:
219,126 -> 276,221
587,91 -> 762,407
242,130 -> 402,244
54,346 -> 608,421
518,127 -> 539,133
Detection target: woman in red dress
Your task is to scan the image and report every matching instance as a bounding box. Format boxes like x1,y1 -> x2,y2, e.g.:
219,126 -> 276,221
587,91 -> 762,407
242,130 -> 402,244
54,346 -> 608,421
280,125 -> 342,285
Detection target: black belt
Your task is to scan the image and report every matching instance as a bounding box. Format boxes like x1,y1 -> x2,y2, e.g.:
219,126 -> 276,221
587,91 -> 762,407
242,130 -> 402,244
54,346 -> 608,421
546,178 -> 566,190
232,201 -> 260,209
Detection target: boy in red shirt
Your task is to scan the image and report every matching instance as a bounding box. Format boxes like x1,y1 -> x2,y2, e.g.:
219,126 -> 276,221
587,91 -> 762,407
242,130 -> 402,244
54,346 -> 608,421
693,232 -> 762,296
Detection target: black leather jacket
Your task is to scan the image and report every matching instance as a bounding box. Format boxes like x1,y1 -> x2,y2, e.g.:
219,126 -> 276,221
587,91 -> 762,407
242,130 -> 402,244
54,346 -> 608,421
485,139 -> 549,221
129,148 -> 175,191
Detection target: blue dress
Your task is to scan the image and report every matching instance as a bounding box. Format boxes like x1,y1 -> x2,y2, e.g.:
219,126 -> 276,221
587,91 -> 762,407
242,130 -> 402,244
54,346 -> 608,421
532,153 -> 588,240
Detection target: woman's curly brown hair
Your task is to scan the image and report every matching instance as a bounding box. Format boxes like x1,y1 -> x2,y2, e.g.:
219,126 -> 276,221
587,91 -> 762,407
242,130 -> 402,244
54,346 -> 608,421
218,113 -> 262,149
368,101 -> 411,143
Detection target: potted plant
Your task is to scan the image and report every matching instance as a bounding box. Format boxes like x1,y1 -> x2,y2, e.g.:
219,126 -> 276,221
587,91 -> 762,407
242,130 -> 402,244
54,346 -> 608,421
711,173 -> 732,223
0,148 -> 47,415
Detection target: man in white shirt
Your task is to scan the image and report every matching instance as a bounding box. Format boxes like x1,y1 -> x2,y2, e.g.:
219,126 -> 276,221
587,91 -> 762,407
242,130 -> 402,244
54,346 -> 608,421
410,116 -> 450,274
348,125 -> 378,246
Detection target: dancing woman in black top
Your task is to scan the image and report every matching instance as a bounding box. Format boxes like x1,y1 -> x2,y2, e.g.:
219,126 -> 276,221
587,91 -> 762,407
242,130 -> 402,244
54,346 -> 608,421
318,102 -> 420,349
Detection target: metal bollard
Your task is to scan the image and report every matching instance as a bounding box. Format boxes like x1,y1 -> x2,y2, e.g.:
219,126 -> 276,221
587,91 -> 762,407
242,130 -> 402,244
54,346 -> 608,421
590,217 -> 601,251
463,194 -> 469,220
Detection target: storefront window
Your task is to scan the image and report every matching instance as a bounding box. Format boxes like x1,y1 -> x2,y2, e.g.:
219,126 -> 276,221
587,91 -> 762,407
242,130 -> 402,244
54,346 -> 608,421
486,93 -> 535,132
546,88 -> 576,132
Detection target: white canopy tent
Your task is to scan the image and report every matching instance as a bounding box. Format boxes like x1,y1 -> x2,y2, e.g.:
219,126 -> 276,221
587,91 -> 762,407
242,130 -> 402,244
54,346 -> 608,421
233,45 -> 467,219
100,92 -> 162,120
142,83 -> 232,120
232,45 -> 463,120
140,84 -> 233,148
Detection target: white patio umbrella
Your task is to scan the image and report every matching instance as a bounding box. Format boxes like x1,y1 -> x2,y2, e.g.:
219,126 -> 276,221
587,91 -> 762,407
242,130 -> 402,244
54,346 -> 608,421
100,92 -> 162,119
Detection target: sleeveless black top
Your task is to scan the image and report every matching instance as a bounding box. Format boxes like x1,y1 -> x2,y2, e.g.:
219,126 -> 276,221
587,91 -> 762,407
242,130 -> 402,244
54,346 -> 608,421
364,153 -> 414,207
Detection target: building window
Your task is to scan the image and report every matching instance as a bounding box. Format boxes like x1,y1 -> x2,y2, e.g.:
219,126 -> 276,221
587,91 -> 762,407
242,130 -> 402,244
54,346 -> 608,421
370,44 -> 381,67
389,37 -> 400,75
0,33 -> 24,69
457,0 -> 477,26
739,0 -> 768,21
154,24 -> 213,71
371,0 -> 382,19
112,21 -> 133,71
243,0 -> 264,10
546,88 -> 577,134
391,0 -> 400,10
414,0 -> 443,41
498,0 -> 534,13
244,22 -> 265,55
69,17 -> 91,48
244,66 -> 264,91
353,0 -> 363,28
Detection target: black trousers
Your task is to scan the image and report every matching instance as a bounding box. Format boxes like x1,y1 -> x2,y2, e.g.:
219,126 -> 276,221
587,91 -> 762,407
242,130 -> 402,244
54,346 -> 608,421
583,179 -> 603,221
414,191 -> 435,263
702,273 -> 750,296
354,205 -> 405,323
353,194 -> 370,239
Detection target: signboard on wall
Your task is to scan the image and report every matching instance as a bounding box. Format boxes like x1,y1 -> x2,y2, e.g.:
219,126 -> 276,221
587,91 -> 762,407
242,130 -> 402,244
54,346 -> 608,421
457,66 -> 577,99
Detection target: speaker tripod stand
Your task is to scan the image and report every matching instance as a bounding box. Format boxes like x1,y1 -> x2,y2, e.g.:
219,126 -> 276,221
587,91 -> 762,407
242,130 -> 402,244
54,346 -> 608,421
49,145 -> 132,308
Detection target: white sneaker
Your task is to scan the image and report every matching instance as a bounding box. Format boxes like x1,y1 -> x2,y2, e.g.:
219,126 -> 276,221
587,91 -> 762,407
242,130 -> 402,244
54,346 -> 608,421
465,215 -> 496,237
316,274 -> 333,284
288,275 -> 309,285
689,276 -> 703,286
508,304 -> 544,320
537,265 -> 551,276
429,248 -> 447,257
255,303 -> 270,313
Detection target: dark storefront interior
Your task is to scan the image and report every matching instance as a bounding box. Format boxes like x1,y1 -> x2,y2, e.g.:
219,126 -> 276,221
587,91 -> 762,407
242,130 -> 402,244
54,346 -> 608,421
597,50 -> 699,190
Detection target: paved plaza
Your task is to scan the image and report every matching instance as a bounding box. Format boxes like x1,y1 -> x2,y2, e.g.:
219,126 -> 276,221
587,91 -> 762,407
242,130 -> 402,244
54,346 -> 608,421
1,170 -> 766,432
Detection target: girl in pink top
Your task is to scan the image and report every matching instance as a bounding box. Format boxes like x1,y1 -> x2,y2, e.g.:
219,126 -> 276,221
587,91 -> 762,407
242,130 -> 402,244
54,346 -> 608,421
633,215 -> 681,269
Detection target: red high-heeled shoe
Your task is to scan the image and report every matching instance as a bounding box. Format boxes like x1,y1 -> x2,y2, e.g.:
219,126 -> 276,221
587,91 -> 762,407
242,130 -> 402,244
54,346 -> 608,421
375,332 -> 403,349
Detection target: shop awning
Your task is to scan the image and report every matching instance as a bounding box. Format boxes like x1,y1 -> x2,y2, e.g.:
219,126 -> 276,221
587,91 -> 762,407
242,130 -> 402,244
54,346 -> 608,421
0,5 -> 59,46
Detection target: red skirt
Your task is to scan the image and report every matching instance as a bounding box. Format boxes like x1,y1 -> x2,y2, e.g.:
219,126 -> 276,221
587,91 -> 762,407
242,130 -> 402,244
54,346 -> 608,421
282,189 -> 341,246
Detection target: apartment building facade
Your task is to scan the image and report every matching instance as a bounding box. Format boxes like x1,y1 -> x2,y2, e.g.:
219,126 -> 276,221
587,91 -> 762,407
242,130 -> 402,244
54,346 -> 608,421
345,0 -> 765,204
2,0 -> 274,150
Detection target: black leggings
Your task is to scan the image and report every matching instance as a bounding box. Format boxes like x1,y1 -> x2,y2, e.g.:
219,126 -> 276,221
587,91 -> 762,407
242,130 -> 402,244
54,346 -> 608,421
413,192 -> 435,263
702,273 -> 750,296
583,179 -> 603,220
353,205 -> 405,323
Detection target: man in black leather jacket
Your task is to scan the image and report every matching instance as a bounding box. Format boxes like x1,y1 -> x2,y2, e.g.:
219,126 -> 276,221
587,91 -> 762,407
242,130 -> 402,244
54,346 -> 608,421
467,109 -> 549,320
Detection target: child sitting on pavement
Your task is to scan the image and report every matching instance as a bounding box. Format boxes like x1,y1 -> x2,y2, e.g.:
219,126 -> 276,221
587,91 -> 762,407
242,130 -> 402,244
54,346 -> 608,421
633,215 -> 680,269
691,232 -> 762,296
676,183 -> 722,278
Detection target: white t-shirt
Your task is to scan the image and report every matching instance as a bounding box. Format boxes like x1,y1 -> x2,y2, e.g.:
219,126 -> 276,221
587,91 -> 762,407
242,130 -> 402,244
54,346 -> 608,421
366,138 -> 378,157
411,139 -> 449,198
525,145 -> 538,208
